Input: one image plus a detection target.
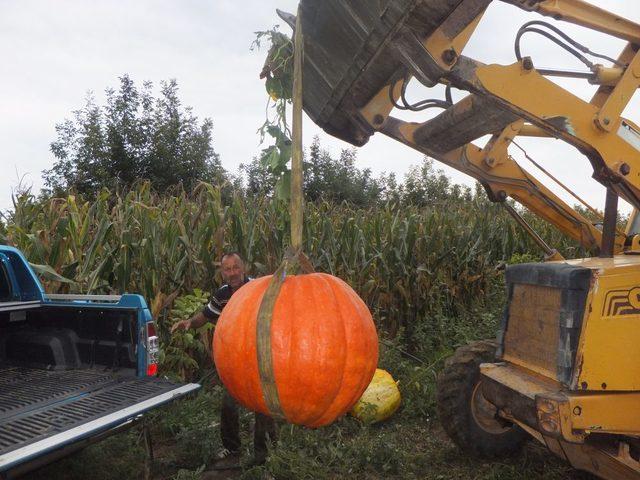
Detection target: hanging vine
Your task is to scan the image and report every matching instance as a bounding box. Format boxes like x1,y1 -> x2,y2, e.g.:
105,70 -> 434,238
253,27 -> 294,200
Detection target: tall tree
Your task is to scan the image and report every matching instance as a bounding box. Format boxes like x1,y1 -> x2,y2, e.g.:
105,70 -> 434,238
303,137 -> 386,206
301,137 -> 385,206
401,158 -> 471,206
239,156 -> 278,198
44,75 -> 226,196
241,136 -> 388,207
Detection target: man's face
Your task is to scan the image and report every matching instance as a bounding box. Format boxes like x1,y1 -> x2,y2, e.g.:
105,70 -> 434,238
221,254 -> 245,289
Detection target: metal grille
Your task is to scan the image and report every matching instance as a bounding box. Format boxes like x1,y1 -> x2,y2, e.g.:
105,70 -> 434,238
0,367 -> 181,457
503,284 -> 562,378
0,366 -> 114,416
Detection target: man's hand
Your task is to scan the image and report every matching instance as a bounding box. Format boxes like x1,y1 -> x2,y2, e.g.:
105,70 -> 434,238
172,312 -> 209,333
171,319 -> 192,333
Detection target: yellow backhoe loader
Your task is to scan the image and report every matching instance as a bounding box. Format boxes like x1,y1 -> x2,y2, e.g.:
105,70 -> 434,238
284,1 -> 640,477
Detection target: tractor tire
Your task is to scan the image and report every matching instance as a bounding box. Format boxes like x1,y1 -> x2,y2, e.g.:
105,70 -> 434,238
436,340 -> 529,458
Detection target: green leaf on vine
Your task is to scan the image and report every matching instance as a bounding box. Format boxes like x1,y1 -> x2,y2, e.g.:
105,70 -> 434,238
255,26 -> 295,197
279,141 -> 292,165
275,170 -> 292,201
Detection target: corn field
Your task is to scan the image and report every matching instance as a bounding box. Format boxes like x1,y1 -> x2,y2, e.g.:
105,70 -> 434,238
1,182 -> 584,346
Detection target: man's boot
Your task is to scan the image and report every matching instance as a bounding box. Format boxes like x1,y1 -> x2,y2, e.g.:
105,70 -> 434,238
215,391 -> 242,470
249,412 -> 277,467
211,448 -> 241,470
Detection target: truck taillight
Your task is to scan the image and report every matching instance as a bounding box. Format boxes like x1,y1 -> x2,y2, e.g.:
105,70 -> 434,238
146,321 -> 159,376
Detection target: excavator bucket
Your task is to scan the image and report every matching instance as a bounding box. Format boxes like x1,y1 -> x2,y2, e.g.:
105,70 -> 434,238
298,0 -> 475,147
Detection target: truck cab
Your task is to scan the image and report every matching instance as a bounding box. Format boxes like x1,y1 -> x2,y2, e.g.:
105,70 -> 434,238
0,245 -> 199,478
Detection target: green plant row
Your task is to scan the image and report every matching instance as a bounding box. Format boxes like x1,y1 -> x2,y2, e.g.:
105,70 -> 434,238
2,181 -> 584,378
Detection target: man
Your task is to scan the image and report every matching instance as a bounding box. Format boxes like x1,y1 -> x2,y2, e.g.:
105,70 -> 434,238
172,252 -> 276,470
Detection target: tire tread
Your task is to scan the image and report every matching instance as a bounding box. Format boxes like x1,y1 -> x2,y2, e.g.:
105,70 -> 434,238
436,340 -> 528,458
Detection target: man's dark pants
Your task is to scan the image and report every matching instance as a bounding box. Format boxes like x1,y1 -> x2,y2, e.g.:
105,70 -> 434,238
220,390 -> 277,461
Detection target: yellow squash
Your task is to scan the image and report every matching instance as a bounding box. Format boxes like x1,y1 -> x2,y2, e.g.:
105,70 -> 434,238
351,369 -> 400,423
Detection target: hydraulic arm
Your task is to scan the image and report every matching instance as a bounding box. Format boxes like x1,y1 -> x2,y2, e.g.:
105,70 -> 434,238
291,2 -> 640,478
294,0 -> 640,256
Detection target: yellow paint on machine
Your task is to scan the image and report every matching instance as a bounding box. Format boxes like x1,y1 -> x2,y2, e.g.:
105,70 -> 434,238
559,255 -> 640,392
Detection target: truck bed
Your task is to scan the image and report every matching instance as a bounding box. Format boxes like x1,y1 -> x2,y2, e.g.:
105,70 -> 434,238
0,247 -> 201,475
0,365 -> 197,472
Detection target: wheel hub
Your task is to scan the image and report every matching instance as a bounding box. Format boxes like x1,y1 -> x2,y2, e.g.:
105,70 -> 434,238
470,382 -> 511,434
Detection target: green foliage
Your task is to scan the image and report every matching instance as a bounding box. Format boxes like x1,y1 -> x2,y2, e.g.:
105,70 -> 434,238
4,183 -> 229,296
303,137 -> 387,207
22,424 -> 145,479
250,384 -> 579,479
401,158 -> 472,207
255,28 -> 293,102
3,182 -> 581,346
150,385 -> 226,469
242,136 -> 393,206
574,203 -> 629,229
172,467 -> 206,480
239,155 -> 279,198
259,126 -> 292,201
159,289 -> 212,381
254,27 -> 295,201
43,75 -> 226,197
508,252 -> 540,264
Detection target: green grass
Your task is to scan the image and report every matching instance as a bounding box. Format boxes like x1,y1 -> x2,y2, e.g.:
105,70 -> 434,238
21,386 -> 586,480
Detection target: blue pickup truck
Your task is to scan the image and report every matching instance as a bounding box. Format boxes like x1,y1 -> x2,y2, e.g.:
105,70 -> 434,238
0,245 -> 199,478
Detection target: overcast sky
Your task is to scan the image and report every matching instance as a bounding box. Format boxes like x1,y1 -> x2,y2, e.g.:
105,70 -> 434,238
1,0 -> 638,215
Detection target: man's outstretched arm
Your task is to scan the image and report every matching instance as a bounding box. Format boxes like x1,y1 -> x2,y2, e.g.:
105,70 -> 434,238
170,297 -> 222,333
171,311 -> 210,332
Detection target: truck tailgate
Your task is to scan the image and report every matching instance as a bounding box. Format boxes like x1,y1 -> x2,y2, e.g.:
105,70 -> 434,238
0,366 -> 199,472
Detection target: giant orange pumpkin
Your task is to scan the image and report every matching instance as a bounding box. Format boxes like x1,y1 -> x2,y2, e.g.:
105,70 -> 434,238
213,272 -> 378,427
